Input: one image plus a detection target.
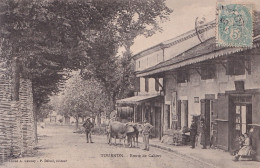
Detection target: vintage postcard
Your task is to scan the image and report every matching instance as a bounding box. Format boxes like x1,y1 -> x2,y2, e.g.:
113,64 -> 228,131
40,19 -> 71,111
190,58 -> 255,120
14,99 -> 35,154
1,0 -> 260,168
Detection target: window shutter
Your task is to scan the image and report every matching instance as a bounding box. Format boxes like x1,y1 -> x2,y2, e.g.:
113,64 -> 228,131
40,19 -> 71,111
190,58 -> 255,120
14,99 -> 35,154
215,93 -> 230,151
177,100 -> 182,129
186,70 -> 190,82
226,59 -> 233,75
183,100 -> 188,127
235,59 -> 245,75
155,78 -> 159,91
134,77 -> 140,92
145,78 -> 149,92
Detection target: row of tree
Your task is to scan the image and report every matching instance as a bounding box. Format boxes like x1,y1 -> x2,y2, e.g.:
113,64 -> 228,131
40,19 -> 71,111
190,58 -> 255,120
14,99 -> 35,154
0,0 -> 172,130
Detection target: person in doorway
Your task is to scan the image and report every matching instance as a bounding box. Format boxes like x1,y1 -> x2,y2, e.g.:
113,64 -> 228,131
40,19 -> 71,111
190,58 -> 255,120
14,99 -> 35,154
83,117 -> 94,143
200,118 -> 206,149
234,133 -> 256,161
190,117 -> 197,149
142,119 -> 153,151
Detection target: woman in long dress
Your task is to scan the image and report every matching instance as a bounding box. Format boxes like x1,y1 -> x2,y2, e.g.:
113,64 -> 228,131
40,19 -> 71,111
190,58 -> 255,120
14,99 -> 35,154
234,133 -> 256,161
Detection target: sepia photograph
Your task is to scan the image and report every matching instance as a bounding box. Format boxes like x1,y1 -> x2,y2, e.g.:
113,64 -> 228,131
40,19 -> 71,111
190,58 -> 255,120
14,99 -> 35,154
1,0 -> 260,168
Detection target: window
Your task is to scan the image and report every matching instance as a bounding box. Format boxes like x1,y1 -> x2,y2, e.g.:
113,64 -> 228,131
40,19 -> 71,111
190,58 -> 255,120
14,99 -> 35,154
234,104 -> 252,136
177,70 -> 189,83
226,57 -> 249,76
201,64 -> 216,80
145,78 -> 149,92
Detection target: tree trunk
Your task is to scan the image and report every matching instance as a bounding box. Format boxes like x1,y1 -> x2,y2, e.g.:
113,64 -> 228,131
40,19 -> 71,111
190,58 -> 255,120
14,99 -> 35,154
97,112 -> 101,127
33,101 -> 38,144
75,115 -> 79,130
11,57 -> 20,101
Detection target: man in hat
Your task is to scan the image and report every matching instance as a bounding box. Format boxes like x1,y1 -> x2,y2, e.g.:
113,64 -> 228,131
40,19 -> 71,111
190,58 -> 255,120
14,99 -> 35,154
83,117 -> 94,143
142,119 -> 153,151
190,116 -> 198,149
200,118 -> 206,149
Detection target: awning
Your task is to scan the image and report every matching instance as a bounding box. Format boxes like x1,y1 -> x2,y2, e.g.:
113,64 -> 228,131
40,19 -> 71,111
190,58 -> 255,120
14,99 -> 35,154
137,36 -> 260,78
116,94 -> 161,105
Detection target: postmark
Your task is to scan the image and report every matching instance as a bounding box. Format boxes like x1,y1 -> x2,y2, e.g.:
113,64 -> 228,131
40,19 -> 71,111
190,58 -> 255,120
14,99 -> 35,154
216,3 -> 253,47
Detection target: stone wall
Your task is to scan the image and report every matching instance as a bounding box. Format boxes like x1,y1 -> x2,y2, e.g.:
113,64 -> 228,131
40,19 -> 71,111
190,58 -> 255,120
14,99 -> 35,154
0,73 -> 35,162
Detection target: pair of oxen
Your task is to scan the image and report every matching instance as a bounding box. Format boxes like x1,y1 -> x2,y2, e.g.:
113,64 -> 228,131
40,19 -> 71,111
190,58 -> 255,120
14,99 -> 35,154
105,120 -> 143,148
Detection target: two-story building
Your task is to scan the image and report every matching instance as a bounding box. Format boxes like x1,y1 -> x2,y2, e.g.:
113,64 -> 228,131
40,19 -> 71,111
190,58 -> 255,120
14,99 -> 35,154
117,12 -> 260,160
134,14 -> 260,160
116,56 -> 164,139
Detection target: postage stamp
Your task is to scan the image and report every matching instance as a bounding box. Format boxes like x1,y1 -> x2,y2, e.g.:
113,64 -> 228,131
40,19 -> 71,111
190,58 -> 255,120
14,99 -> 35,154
216,2 -> 253,47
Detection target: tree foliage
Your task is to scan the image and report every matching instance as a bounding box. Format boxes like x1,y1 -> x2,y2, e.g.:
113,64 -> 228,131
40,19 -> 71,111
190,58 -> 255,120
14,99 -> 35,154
58,72 -> 108,120
0,0 -> 172,113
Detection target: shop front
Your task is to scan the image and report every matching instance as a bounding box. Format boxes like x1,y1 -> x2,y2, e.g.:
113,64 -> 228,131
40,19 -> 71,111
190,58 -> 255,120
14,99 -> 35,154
116,95 -> 163,139
215,89 -> 260,160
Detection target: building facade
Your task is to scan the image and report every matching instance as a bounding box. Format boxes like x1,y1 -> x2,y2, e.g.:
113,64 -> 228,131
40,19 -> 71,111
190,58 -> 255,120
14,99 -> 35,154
134,17 -> 260,160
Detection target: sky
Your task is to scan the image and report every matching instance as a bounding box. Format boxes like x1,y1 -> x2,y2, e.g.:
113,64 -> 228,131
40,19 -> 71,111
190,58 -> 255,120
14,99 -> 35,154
131,0 -> 260,55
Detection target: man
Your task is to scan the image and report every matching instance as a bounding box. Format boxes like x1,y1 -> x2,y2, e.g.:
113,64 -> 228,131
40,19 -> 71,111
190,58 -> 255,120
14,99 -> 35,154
190,117 -> 197,149
142,119 -> 153,151
83,117 -> 94,143
200,118 -> 206,149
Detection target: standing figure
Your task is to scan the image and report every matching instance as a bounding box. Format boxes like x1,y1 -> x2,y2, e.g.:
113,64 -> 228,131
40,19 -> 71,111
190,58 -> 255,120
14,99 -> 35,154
190,117 -> 197,149
83,117 -> 94,143
234,133 -> 256,161
142,120 -> 153,151
200,118 -> 206,149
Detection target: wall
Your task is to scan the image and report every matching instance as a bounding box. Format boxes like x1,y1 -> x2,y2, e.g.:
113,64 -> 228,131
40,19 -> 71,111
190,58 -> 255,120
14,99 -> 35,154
0,72 -> 35,162
135,50 -> 164,71
164,51 -> 260,128
134,23 -> 216,72
139,77 -> 163,96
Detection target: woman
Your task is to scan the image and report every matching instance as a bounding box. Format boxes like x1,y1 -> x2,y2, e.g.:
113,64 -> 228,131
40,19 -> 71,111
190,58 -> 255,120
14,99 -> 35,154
234,133 -> 256,161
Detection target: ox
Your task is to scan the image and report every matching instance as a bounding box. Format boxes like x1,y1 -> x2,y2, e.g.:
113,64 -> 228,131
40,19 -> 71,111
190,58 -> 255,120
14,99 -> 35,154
107,121 -> 134,147
126,123 -> 143,148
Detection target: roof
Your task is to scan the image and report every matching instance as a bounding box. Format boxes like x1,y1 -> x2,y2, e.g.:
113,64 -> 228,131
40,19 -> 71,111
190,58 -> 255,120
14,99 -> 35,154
116,94 -> 162,105
135,11 -> 260,77
136,36 -> 260,77
132,21 -> 215,60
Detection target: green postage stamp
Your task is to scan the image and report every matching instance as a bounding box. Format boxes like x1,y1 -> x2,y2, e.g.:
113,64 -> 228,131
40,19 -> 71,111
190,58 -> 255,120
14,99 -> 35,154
216,2 -> 253,47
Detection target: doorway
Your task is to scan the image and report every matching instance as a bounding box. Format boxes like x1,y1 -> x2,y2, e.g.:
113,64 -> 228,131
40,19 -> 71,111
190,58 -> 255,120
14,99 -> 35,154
230,95 -> 252,152
201,99 -> 215,147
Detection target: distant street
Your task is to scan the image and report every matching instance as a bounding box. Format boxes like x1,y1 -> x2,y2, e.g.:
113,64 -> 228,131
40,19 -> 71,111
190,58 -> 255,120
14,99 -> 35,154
2,125 -> 214,168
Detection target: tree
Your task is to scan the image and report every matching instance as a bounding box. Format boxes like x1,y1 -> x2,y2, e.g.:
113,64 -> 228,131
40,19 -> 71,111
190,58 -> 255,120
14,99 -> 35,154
59,72 -> 108,129
0,0 -> 172,127
81,0 -> 172,114
38,103 -> 54,122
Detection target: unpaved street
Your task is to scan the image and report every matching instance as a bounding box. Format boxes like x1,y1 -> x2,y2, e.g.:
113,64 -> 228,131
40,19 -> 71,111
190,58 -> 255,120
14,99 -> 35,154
2,125 -> 214,168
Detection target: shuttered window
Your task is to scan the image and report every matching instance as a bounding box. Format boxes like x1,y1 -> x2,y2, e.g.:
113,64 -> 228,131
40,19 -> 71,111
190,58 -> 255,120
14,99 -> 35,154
226,57 -> 247,76
201,64 -> 216,80
177,70 -> 189,83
